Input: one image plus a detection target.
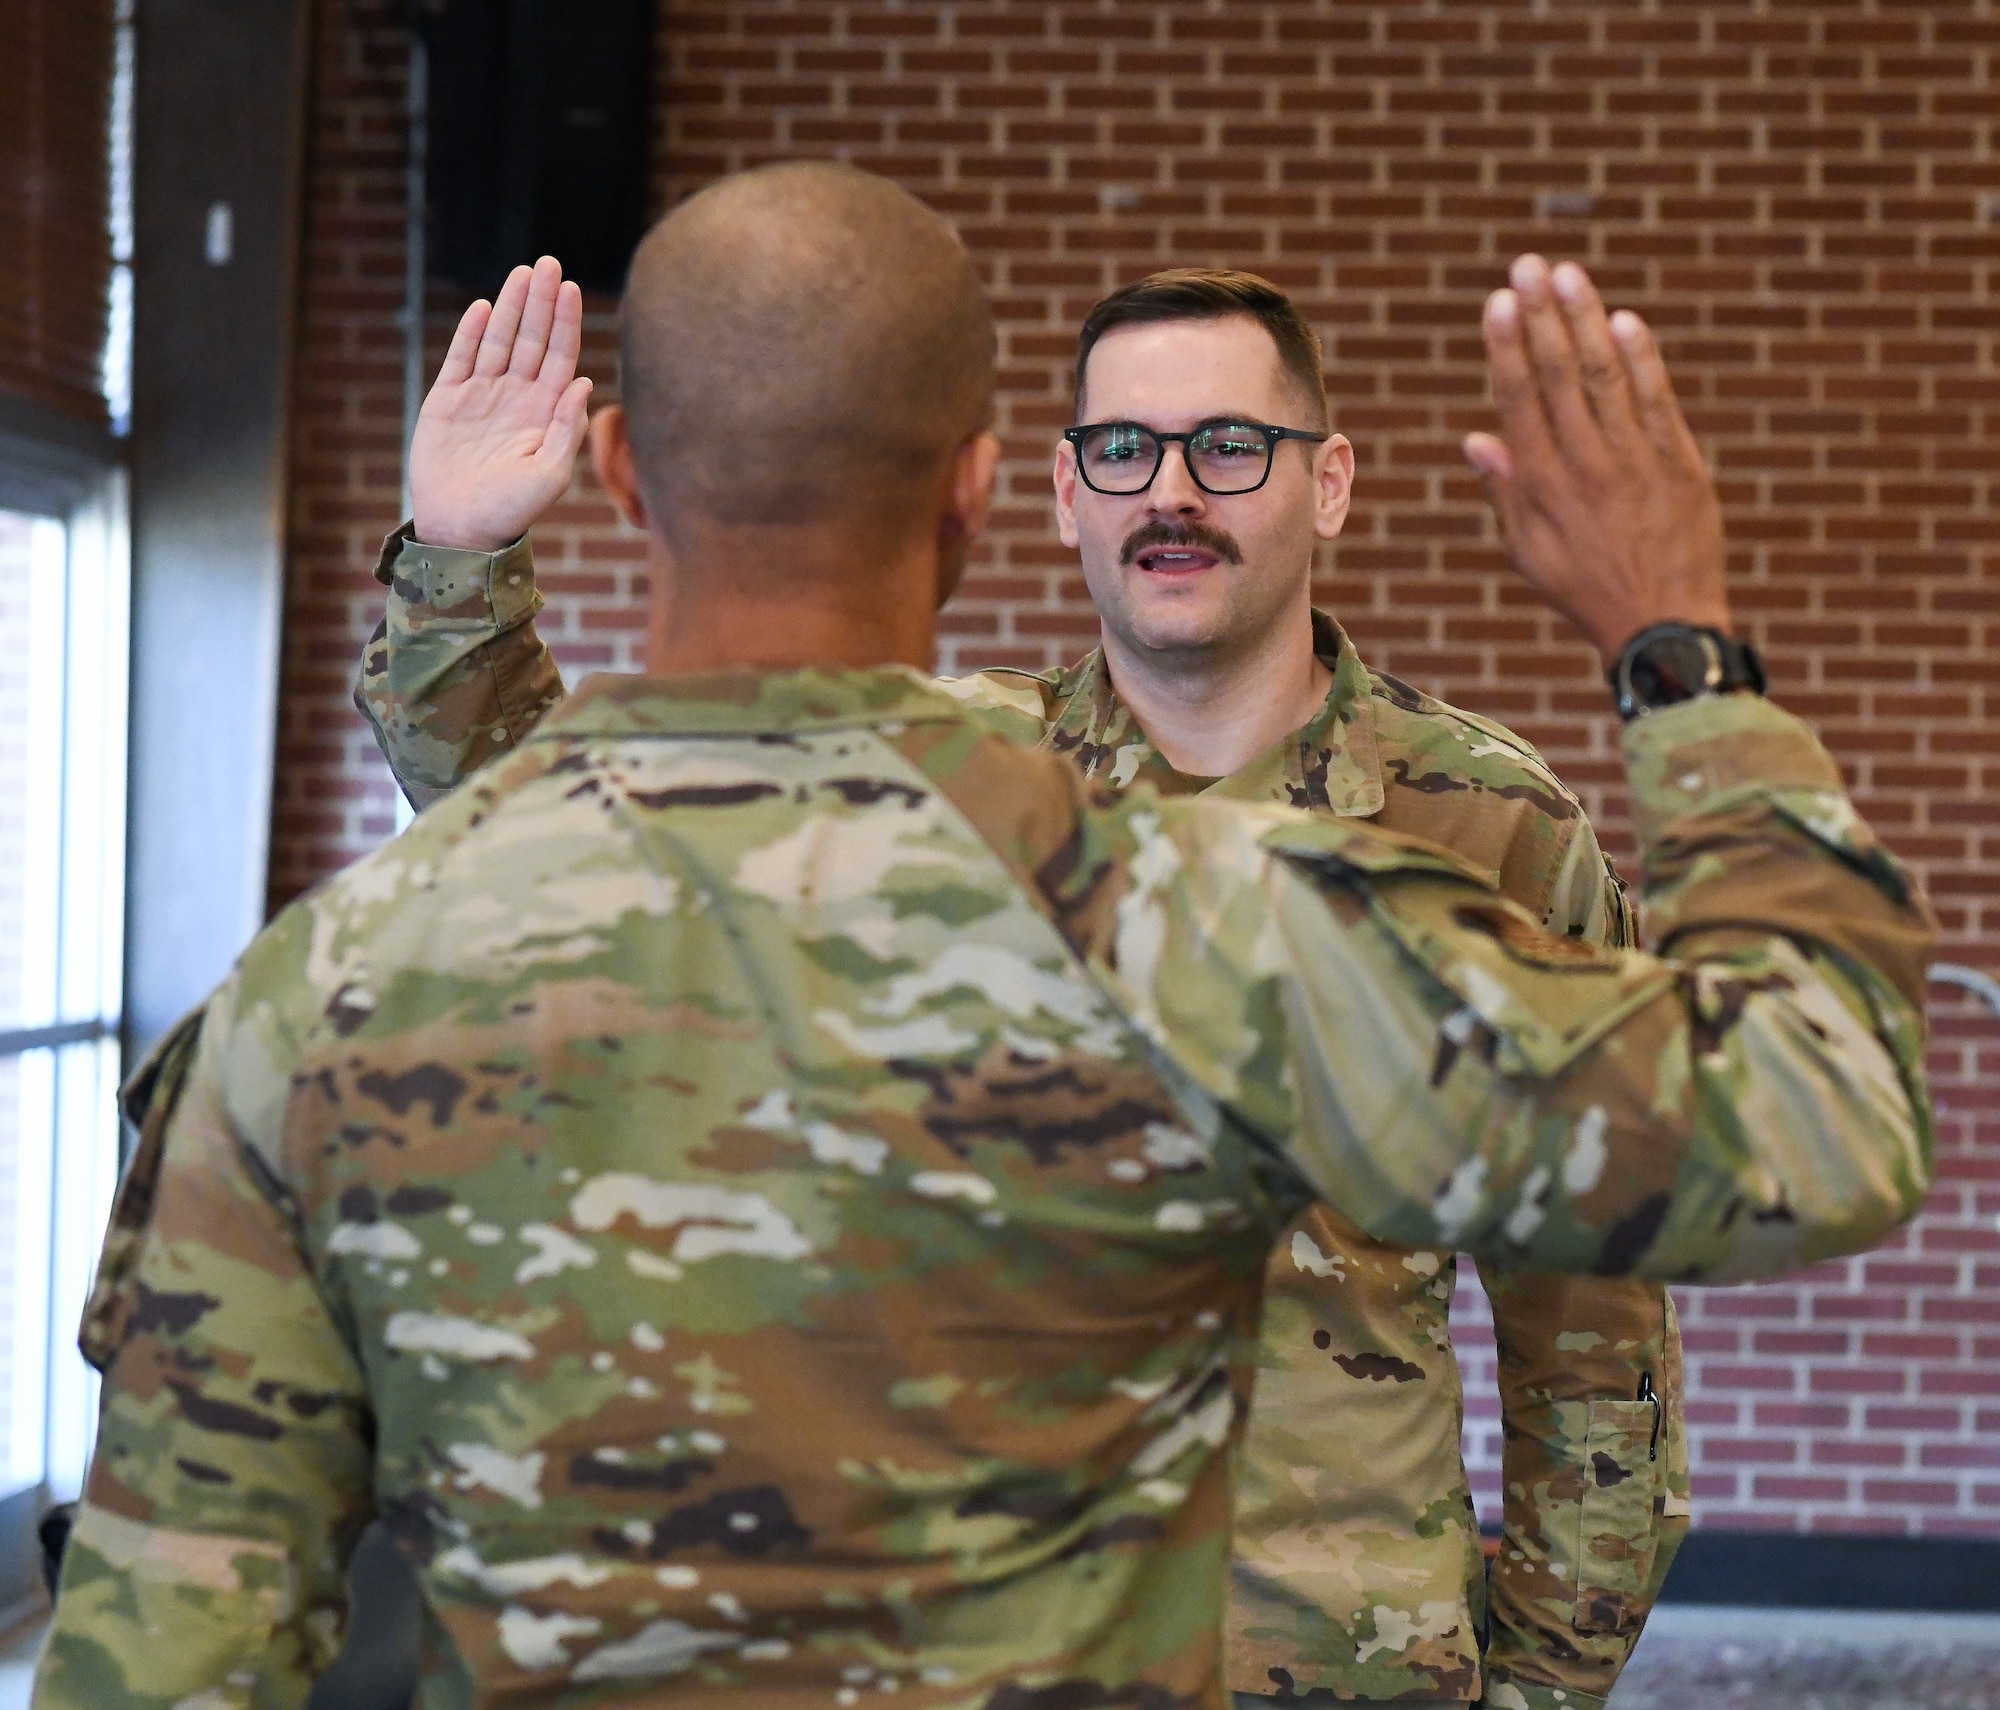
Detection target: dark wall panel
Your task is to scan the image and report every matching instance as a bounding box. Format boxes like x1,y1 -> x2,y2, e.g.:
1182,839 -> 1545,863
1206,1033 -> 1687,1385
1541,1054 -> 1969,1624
125,0 -> 309,1059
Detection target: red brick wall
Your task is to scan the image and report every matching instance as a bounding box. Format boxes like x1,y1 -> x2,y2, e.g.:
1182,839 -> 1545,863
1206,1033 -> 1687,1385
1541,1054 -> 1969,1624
271,0 -> 1998,1536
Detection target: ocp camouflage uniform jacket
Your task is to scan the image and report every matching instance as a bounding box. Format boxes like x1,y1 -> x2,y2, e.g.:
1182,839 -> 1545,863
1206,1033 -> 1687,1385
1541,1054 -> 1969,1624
351,530 -> 1690,1708
41,616 -> 1938,1709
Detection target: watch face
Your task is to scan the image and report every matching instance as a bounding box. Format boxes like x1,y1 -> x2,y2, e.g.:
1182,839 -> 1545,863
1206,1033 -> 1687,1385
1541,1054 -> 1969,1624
1626,631 -> 1720,708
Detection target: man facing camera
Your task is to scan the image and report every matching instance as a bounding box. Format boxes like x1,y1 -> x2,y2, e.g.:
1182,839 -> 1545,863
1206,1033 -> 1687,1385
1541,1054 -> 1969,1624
361,263 -> 1695,1709
40,165 -> 1932,1710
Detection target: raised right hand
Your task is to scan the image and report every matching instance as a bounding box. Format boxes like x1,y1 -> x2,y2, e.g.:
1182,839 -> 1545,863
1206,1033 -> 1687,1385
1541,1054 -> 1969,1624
1462,255 -> 1731,666
410,256 -> 593,552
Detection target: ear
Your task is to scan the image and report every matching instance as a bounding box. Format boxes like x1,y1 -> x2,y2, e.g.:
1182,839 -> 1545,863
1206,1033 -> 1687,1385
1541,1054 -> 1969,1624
951,430 -> 1002,541
1312,432 -> 1356,543
1053,436 -> 1081,550
588,406 -> 650,532
936,431 -> 1003,609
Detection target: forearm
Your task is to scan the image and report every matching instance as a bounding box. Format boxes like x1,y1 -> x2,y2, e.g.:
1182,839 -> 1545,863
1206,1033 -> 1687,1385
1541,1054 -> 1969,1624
353,523 -> 567,808
1100,693 -> 1935,1283
1269,697 -> 1932,1278
1479,1269 -> 1683,1702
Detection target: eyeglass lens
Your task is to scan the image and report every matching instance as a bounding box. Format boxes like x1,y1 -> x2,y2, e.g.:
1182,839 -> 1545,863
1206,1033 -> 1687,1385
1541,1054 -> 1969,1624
1076,423 -> 1273,494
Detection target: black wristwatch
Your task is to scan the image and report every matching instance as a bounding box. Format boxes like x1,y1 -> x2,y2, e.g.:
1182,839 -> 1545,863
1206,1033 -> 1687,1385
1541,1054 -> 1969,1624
1609,623 -> 1766,722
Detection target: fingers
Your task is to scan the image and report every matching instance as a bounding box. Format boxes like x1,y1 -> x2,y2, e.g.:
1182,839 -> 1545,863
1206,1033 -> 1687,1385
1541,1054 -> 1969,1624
436,298 -> 492,389
1510,254 -> 1600,452
1611,310 -> 1695,455
1463,430 -> 1541,599
475,264 -> 533,377
1482,287 -> 1558,472
1461,430 -> 1519,528
539,279 -> 585,389
1551,261 -> 1641,445
509,256 -> 564,380
1461,431 -> 1514,486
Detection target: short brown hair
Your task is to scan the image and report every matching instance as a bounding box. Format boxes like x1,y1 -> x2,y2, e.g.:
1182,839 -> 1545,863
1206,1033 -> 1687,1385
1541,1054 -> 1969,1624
1073,268 -> 1328,430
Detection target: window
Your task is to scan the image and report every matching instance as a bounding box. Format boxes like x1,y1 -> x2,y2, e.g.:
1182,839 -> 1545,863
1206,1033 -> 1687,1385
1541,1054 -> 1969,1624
0,482 -> 128,1518
0,0 -> 128,1634
0,3 -> 130,1613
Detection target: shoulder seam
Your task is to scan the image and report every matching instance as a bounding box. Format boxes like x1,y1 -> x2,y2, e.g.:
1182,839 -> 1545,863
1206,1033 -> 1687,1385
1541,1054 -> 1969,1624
1366,673 -> 1584,806
970,665 -> 1062,687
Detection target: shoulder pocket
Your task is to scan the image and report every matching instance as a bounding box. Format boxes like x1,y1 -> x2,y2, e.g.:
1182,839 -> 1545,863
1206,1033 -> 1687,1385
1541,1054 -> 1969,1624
1573,1398 -> 1664,1636
1264,819 -> 1675,1080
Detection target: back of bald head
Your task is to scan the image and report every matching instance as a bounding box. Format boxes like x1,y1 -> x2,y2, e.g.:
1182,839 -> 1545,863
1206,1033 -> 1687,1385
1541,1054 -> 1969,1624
619,163 -> 995,540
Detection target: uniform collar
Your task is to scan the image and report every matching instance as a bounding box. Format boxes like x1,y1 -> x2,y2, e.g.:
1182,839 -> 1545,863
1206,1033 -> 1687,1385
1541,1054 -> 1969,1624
1042,610 -> 1385,814
538,664 -> 962,738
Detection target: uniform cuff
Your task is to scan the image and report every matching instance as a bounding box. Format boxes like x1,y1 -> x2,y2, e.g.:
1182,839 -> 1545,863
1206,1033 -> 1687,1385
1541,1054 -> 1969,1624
373,521 -> 539,628
1620,692 -> 1844,848
1482,1676 -> 1610,1710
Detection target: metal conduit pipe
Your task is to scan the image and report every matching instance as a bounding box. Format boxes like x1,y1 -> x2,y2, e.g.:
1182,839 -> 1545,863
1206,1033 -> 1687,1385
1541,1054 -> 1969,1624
1933,964 -> 2000,1020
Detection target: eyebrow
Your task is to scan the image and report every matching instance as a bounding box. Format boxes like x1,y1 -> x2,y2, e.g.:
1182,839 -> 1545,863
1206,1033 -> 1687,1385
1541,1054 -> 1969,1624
1076,412 -> 1281,429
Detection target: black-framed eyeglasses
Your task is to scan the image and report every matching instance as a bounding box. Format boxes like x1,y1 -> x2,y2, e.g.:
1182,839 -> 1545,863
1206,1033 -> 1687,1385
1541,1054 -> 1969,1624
1064,418 -> 1328,496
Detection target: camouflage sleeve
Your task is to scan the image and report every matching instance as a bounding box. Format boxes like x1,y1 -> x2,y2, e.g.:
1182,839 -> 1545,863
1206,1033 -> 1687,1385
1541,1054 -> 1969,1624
353,522 -> 567,810
1084,693 -> 1935,1282
75,1009 -> 207,1375
1481,809 -> 1683,1708
33,982 -> 374,1710
1475,1272 -> 1690,1710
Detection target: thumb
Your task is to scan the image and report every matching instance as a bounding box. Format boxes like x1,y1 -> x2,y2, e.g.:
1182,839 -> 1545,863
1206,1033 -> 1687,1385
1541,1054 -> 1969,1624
1462,432 -> 1518,528
538,377 -> 594,470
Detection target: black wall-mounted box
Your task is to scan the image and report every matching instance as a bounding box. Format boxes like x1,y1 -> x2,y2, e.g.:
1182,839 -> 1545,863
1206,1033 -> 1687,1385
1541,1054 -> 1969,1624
420,0 -> 654,297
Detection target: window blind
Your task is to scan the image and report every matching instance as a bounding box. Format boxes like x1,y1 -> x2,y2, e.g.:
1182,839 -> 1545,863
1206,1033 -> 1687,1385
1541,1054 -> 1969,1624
0,0 -> 116,428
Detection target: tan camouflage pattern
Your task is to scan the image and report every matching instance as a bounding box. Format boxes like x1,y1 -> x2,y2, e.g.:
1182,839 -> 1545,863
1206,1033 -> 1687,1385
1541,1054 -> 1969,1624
356,538 -> 1689,1706
43,638 -> 1934,1709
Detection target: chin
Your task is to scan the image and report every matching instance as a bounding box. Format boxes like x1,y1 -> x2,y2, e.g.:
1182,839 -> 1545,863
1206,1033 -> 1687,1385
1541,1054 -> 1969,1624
1126,610 -> 1234,656
1088,568 -> 1236,655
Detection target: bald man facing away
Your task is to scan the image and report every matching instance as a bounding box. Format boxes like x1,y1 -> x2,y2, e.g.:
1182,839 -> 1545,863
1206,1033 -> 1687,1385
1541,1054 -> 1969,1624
37,164 -> 1933,1710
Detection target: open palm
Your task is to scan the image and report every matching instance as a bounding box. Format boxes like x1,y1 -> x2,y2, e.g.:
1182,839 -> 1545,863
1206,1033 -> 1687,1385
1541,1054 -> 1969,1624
410,256 -> 594,552
1462,256 -> 1729,662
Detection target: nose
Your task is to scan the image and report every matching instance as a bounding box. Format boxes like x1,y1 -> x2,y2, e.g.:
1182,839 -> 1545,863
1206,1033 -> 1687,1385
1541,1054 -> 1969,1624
1146,440 -> 1208,519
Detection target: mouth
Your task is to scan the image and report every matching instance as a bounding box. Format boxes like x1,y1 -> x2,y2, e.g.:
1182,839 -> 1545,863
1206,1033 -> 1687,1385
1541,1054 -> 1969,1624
1134,547 -> 1220,575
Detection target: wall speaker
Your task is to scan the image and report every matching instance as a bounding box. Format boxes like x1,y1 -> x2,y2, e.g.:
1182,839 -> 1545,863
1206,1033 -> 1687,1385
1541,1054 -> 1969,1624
421,0 -> 654,296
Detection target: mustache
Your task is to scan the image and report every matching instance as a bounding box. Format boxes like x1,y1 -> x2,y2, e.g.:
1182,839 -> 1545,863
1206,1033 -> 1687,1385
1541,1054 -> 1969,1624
1119,521 -> 1244,567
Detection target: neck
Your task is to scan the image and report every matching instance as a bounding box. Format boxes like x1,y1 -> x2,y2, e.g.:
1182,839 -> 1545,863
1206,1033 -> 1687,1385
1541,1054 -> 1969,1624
643,526 -> 938,676
1098,597 -> 1332,779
